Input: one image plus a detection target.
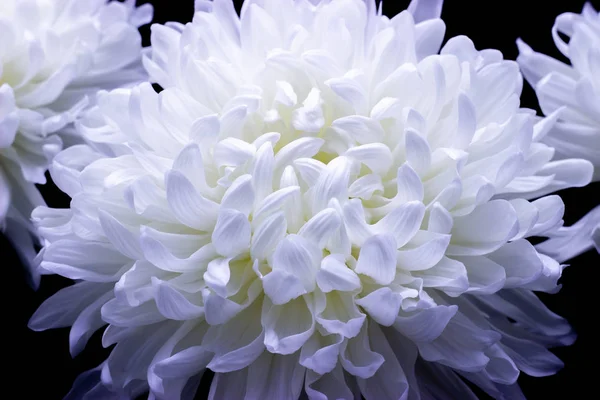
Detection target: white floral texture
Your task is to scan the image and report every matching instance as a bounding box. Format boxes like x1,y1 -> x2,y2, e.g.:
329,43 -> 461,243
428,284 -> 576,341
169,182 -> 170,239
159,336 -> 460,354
518,2 -> 600,259
30,0 -> 591,399
0,0 -> 152,285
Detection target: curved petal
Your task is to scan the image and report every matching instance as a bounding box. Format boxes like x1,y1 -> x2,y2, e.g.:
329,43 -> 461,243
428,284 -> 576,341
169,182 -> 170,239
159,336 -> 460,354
262,295 -> 315,355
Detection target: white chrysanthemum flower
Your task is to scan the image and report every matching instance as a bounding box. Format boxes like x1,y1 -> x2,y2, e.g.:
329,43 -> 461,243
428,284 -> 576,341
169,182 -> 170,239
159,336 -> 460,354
30,0 -> 592,399
518,2 -> 600,259
0,0 -> 152,284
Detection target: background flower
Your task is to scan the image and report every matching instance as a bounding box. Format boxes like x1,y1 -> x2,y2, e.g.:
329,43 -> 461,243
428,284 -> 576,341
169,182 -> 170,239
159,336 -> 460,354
15,0 -> 600,397
518,2 -> 600,259
0,0 -> 153,286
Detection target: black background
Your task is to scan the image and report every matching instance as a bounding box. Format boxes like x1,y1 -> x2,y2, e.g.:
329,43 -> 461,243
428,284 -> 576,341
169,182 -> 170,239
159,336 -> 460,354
2,0 -> 599,399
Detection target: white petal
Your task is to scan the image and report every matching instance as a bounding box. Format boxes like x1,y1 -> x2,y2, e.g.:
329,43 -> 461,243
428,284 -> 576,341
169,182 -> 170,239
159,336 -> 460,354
501,333 -> 566,378
458,255 -> 507,294
428,202 -> 453,234
252,132 -> 280,150
455,93 -> 476,148
331,115 -> 385,145
293,157 -> 326,187
42,241 -> 128,282
154,346 -> 211,380
305,365 -> 354,400
300,334 -> 345,375
326,74 -> 367,112
272,234 -> 320,292
29,282 -> 112,331
208,370 -> 248,400
263,269 -> 308,305
69,290 -> 114,357
507,198 -> 539,240
413,257 -> 469,296
203,257 -> 232,298
355,233 -> 398,285
528,195 -> 564,237
292,88 -> 325,132
345,143 -> 393,174
516,38 -> 576,88
536,205 -> 600,262
213,137 -> 255,168
98,211 -> 142,259
211,209 -> 251,257
405,129 -> 431,176
140,232 -> 217,273
374,201 -> 426,248
522,253 -> 565,294
356,288 -> 402,327
415,18 -> 446,59
403,107 -> 426,133
190,114 -> 220,147
274,138 -> 324,171
166,170 -> 219,231
274,80 -> 297,107
417,316 -> 499,371
245,352 -> 306,400
396,231 -> 450,271
262,296 -> 315,355
101,297 -> 164,327
115,261 -> 168,307
417,362 -> 479,400
396,163 -> 425,203
152,278 -> 204,320
316,255 -> 361,293
253,186 -> 300,222
358,323 -> 409,400
172,143 -> 209,193
221,174 -> 255,216
408,0 -> 444,22
251,211 -> 287,260
203,299 -> 265,372
348,174 -> 384,200
203,290 -> 246,325
125,176 -> 175,223
298,208 -> 342,249
312,156 -> 352,214
63,364 -> 119,400
339,321 -> 384,379
316,291 -> 366,338
393,305 -> 458,342
593,226 -> 600,254
488,240 -> 543,288
280,166 -> 304,233
343,199 -> 373,246
252,142 -> 274,205
370,97 -> 403,120
482,345 -> 520,385
220,105 -> 249,139
448,200 -> 519,256
477,289 -> 573,341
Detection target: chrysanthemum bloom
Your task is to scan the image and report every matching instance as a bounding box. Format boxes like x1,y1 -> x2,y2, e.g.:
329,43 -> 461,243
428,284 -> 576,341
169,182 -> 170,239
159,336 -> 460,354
0,0 -> 152,285
518,2 -> 600,260
30,0 -> 593,398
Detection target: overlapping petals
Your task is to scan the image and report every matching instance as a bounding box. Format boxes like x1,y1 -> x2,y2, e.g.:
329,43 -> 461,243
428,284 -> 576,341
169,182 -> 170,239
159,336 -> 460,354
518,2 -> 600,259
0,0 -> 152,285
30,0 -> 589,399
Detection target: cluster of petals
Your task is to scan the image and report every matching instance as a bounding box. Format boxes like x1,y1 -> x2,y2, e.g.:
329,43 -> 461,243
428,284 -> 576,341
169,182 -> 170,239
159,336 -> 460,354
29,0 -> 593,399
518,2 -> 600,257
0,0 -> 152,283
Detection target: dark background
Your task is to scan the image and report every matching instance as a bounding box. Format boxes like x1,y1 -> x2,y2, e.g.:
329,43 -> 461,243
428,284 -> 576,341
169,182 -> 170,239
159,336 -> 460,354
2,0 -> 599,398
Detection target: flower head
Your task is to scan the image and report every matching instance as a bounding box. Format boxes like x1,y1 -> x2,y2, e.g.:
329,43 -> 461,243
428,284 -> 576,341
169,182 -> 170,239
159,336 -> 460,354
518,2 -> 600,260
31,0 -> 591,398
0,0 -> 152,284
